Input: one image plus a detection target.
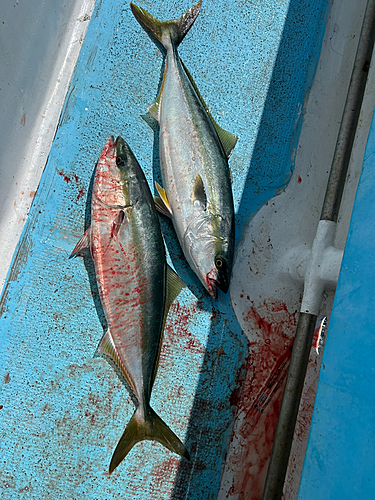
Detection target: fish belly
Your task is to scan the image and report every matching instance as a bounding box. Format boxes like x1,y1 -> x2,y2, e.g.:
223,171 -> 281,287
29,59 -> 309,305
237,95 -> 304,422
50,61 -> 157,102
92,208 -> 164,402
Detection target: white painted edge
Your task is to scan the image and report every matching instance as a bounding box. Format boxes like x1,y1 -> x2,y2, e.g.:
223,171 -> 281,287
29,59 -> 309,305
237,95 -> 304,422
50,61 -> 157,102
299,220 -> 343,315
0,0 -> 96,293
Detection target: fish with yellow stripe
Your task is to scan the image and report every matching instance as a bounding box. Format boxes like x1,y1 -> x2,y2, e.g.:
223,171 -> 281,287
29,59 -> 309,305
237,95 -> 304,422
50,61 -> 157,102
71,136 -> 189,473
130,0 -> 237,299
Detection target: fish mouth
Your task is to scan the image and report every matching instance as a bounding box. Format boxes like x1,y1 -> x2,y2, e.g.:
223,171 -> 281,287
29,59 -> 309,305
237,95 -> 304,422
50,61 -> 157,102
205,270 -> 218,299
216,272 -> 230,294
217,279 -> 229,294
206,269 -> 230,297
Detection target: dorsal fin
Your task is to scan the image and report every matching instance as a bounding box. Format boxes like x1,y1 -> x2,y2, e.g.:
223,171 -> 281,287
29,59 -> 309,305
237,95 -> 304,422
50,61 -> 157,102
148,60 -> 168,121
181,60 -> 238,158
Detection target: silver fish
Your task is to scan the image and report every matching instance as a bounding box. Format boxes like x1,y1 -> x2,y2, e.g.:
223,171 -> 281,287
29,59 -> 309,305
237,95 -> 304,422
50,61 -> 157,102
71,136 -> 189,473
131,0 -> 237,299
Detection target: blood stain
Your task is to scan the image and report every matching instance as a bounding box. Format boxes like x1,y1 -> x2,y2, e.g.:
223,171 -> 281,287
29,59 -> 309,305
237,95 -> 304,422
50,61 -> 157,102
58,171 -> 71,183
222,298 -> 298,499
76,188 -> 85,202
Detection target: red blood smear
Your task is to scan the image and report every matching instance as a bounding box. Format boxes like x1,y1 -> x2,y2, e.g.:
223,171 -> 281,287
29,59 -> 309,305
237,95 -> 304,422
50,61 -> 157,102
224,298 -> 297,499
162,301 -> 205,361
150,457 -> 180,495
58,170 -> 85,202
76,188 -> 85,202
58,171 -> 71,183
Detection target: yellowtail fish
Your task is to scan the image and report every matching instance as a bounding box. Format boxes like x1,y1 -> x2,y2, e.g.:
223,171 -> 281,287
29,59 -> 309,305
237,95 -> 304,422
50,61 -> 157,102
71,136 -> 189,473
130,1 -> 237,299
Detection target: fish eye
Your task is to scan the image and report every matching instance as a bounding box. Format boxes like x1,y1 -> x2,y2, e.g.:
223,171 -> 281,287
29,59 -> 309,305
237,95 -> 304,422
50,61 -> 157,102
116,155 -> 125,166
215,257 -> 225,269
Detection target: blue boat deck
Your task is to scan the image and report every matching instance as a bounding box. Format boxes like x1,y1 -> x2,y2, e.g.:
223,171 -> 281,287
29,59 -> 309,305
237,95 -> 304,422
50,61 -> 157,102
1,0 -> 373,498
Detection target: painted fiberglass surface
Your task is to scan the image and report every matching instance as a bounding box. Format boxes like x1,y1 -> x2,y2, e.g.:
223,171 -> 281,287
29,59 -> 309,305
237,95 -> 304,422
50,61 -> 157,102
0,0 -> 328,498
298,112 -> 375,500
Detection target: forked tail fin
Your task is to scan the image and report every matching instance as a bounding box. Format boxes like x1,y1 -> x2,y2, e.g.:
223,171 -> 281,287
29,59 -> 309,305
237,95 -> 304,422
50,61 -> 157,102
130,1 -> 202,50
109,405 -> 190,474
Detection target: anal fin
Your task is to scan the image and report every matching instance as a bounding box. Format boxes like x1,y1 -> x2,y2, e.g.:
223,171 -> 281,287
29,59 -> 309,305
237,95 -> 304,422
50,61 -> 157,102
151,265 -> 185,389
98,330 -> 135,393
165,265 -> 186,321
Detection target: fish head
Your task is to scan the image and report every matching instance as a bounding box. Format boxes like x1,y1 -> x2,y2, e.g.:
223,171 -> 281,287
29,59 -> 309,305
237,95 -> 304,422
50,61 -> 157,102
93,136 -> 127,207
184,212 -> 234,298
115,135 -> 135,169
213,251 -> 231,294
114,135 -> 148,207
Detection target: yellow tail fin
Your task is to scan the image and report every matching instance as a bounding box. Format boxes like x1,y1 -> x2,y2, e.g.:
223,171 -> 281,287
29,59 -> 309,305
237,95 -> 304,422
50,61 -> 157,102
109,405 -> 190,474
130,1 -> 202,49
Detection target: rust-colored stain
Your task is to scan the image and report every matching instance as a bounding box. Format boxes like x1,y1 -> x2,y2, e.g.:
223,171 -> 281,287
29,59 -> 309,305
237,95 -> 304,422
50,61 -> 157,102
20,113 -> 26,127
223,298 -> 297,499
162,301 -> 205,359
58,171 -> 86,203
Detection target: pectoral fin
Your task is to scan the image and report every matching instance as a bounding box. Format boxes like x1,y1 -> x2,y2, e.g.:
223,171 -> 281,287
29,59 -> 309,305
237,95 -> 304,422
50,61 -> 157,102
70,227 -> 91,258
154,182 -> 173,218
181,60 -> 238,158
111,210 -> 125,239
191,174 -> 207,210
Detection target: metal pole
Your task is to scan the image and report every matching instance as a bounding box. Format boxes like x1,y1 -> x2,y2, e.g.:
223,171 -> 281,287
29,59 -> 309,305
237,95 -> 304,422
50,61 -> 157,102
321,0 -> 375,222
262,1 -> 375,498
262,313 -> 317,499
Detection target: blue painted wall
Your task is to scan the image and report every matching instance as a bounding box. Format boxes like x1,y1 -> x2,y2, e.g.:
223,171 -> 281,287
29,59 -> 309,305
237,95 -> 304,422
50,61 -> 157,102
298,111 -> 375,499
0,0 -> 328,498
